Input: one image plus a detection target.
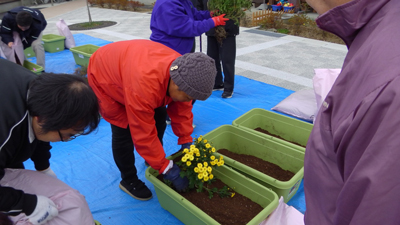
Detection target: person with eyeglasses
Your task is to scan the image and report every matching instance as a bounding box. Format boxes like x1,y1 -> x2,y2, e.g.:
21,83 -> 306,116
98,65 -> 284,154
0,59 -> 101,225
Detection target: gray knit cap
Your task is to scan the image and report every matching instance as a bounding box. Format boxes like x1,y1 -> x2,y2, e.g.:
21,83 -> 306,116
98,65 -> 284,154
170,52 -> 216,100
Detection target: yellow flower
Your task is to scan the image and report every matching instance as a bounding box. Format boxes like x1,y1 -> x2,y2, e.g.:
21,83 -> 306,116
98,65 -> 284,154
210,161 -> 216,166
198,168 -> 204,173
214,159 -> 218,164
198,137 -> 202,142
207,167 -> 212,172
219,160 -> 224,165
189,155 -> 194,161
209,174 -> 214,180
203,139 -> 207,143
196,153 -> 200,157
231,193 -> 235,198
190,145 -> 195,149
217,162 -> 222,166
183,149 -> 188,153
197,163 -> 202,168
194,167 -> 199,173
211,148 -> 216,152
210,155 -> 215,160
198,173 -> 203,179
181,156 -> 187,162
186,161 -> 191,166
205,143 -> 211,148
203,171 -> 208,177
204,176 -> 209,181
203,162 -> 208,167
219,155 -> 223,159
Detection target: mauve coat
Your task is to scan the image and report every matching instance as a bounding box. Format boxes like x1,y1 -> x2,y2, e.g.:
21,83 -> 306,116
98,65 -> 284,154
304,0 -> 400,224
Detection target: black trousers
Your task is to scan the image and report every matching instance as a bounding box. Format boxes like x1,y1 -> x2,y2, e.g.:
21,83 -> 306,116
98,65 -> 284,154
111,106 -> 167,182
206,35 -> 237,92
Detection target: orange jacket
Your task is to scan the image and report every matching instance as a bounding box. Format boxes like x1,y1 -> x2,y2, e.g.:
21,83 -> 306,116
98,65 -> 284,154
87,40 -> 193,173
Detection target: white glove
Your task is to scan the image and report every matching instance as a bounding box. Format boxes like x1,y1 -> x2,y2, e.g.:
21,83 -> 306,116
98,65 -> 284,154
27,195 -> 58,225
39,167 -> 57,178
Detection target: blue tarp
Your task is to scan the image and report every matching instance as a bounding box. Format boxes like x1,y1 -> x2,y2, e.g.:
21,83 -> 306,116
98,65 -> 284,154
24,34 -> 306,225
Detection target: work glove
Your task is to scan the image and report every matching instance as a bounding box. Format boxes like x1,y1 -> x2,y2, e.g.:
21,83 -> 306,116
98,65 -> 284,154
212,14 -> 229,26
39,167 -> 57,178
180,142 -> 192,151
27,195 -> 58,225
163,164 -> 188,192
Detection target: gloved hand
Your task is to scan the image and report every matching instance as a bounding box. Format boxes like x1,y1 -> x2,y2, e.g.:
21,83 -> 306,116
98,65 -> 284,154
27,195 -> 58,225
39,167 -> 57,178
212,14 -> 229,26
163,164 -> 188,192
180,142 -> 192,151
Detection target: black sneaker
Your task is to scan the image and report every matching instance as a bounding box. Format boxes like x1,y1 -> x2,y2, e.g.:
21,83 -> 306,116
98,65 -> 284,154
222,91 -> 233,98
119,180 -> 152,200
213,84 -> 224,91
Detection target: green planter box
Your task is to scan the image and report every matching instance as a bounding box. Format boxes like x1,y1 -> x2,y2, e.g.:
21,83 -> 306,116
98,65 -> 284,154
23,60 -> 43,75
70,44 -> 100,67
146,157 -> 279,225
42,34 -> 66,53
232,108 -> 313,152
24,47 -> 35,58
204,125 -> 304,203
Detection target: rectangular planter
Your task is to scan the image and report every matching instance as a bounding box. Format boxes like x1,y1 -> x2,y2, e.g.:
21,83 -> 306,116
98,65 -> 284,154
23,60 -> 43,75
42,34 -> 66,53
70,44 -> 100,67
146,156 -> 279,225
203,125 -> 304,203
232,108 -> 313,152
24,47 -> 35,58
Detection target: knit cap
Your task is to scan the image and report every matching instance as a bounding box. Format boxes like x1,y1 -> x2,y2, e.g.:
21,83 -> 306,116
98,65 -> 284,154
170,52 -> 216,100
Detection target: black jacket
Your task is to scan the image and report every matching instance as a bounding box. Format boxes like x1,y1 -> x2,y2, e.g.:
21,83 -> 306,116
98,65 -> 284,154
0,59 -> 52,216
199,0 -> 240,37
0,7 -> 47,49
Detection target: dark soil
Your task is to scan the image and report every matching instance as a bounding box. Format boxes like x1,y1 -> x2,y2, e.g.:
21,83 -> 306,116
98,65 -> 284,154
218,149 -> 295,181
156,155 -> 264,224
255,127 -> 305,147
68,21 -> 117,30
157,174 -> 263,225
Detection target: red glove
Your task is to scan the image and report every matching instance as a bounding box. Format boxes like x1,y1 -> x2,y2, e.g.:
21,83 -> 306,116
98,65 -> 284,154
212,14 -> 229,26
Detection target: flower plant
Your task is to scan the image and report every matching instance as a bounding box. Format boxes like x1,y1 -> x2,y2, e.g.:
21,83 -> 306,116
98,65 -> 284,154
175,136 -> 235,199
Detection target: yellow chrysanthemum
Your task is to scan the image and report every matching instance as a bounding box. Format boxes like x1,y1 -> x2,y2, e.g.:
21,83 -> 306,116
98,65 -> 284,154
194,167 -> 199,173
197,163 -> 203,168
207,167 -> 212,172
186,161 -> 191,166
203,162 -> 208,167
190,145 -> 195,149
219,160 -> 224,165
181,157 -> 187,162
203,171 -> 208,177
183,149 -> 188,153
198,173 -> 203,179
205,143 -> 211,148
203,176 -> 209,181
196,153 -> 200,157
203,139 -> 207,143
189,155 -> 194,161
211,148 -> 216,152
214,159 -> 218,164
209,174 -> 214,180
210,155 -> 215,160
217,162 -> 222,166
198,137 -> 202,142
210,161 -> 216,166
219,155 -> 223,159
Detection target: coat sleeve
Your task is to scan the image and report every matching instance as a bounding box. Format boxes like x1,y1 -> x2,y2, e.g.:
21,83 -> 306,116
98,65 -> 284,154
0,14 -> 15,45
124,92 -> 170,173
192,6 -> 211,20
154,1 -> 214,38
331,78 -> 400,224
0,185 -> 37,216
167,101 -> 193,145
30,141 -> 52,171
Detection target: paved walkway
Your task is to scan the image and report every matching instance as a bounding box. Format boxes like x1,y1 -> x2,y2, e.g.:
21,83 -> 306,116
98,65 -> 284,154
37,0 -> 347,91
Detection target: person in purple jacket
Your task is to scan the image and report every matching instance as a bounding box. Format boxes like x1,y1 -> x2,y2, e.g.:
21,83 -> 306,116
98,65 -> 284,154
150,0 -> 227,55
304,0 -> 400,224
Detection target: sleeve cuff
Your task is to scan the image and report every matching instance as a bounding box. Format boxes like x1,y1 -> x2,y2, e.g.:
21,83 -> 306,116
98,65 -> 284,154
161,160 -> 173,174
22,194 -> 37,216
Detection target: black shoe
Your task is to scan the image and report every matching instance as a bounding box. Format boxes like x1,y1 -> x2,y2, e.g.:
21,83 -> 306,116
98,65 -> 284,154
222,91 -> 233,98
213,84 -> 224,91
119,180 -> 152,200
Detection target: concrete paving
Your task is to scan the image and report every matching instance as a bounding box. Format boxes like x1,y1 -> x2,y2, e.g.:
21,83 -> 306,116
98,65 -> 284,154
30,0 -> 347,91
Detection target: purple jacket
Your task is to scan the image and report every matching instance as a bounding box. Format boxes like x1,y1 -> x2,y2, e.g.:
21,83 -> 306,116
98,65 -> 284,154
150,0 -> 214,55
304,0 -> 400,224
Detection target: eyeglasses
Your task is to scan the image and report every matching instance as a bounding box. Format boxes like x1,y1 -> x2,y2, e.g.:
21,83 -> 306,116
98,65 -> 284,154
58,130 -> 82,142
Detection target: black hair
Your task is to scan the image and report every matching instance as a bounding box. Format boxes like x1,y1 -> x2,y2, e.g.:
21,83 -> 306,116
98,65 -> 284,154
16,11 -> 33,27
27,73 -> 100,135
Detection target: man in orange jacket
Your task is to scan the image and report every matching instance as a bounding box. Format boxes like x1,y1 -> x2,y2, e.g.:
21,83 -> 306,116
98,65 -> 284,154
87,40 -> 216,200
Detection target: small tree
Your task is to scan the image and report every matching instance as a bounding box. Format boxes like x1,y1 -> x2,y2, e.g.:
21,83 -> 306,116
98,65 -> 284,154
86,0 -> 93,23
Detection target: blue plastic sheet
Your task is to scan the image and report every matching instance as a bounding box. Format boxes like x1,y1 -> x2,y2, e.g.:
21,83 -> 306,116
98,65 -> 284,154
23,34 -> 306,224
